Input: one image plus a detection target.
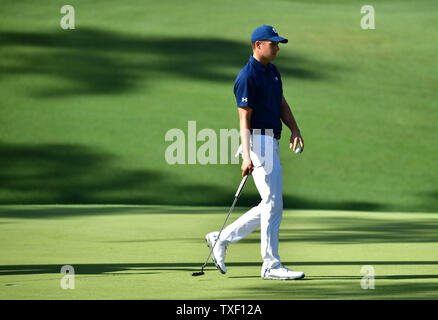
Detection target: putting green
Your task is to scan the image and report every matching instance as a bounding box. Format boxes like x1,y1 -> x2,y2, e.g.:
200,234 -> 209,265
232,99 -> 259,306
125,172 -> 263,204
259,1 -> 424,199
0,205 -> 437,299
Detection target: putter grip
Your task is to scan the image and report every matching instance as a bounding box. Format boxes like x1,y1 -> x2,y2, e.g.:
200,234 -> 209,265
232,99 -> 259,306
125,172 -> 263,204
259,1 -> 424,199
235,174 -> 249,198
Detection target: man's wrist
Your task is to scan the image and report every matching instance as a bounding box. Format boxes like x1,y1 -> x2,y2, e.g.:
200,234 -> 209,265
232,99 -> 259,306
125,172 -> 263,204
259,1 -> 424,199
290,126 -> 300,135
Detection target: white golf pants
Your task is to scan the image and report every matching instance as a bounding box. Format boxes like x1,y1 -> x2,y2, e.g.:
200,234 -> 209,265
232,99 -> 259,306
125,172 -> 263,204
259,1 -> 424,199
220,133 -> 283,269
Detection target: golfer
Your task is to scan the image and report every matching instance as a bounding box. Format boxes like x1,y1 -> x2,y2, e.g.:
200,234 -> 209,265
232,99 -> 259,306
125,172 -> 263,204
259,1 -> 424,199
206,25 -> 305,280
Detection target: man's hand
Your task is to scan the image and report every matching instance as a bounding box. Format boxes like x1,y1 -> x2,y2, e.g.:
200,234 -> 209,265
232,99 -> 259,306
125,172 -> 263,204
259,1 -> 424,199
290,130 -> 304,153
241,158 -> 254,177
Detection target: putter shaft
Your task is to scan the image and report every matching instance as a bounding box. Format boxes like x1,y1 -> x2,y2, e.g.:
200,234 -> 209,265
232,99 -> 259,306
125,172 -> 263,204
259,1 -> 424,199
193,175 -> 249,276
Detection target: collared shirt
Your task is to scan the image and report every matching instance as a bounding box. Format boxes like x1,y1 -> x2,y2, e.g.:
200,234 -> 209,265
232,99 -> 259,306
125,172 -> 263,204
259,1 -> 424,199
234,55 -> 283,136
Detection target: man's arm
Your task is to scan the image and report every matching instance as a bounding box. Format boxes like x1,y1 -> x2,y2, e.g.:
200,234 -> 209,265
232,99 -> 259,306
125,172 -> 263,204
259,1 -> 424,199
280,95 -> 304,152
238,107 -> 254,177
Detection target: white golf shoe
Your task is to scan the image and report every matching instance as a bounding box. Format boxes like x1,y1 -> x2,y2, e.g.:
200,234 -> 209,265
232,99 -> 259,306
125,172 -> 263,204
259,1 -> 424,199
205,232 -> 228,274
262,264 -> 305,280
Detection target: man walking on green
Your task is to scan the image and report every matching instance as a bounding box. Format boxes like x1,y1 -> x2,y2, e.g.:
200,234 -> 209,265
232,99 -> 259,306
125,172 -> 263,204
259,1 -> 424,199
206,25 -> 305,280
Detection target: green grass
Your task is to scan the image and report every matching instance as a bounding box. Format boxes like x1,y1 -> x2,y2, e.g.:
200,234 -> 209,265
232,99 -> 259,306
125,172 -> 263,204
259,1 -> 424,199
0,0 -> 437,212
1,205 -> 437,299
0,0 -> 437,300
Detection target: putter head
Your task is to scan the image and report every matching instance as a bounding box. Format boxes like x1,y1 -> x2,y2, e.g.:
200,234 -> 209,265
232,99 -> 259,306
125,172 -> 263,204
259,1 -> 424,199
192,271 -> 205,276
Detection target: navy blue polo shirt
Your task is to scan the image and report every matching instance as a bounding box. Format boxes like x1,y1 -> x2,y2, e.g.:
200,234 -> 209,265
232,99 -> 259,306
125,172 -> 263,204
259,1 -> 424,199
234,55 -> 283,136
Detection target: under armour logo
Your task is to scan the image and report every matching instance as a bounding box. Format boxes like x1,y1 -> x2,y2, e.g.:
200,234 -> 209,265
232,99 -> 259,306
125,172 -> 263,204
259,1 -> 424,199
242,97 -> 248,102
272,27 -> 277,35
274,77 -> 278,81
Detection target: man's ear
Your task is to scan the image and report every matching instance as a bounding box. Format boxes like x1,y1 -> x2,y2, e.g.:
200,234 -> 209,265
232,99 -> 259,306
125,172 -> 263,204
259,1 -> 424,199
255,40 -> 265,50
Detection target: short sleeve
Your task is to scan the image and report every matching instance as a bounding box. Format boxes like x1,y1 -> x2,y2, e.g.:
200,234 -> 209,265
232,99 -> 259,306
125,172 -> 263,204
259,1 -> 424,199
234,74 -> 255,108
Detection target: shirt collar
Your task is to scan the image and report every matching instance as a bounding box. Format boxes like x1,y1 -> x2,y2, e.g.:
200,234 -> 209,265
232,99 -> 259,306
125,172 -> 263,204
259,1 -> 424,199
249,55 -> 270,72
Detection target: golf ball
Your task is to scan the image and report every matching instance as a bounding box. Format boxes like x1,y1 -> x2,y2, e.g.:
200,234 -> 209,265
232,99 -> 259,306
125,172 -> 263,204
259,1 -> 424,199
294,147 -> 302,154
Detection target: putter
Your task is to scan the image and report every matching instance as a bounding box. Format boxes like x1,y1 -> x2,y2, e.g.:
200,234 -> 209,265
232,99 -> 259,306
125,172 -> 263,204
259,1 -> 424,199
192,174 -> 249,277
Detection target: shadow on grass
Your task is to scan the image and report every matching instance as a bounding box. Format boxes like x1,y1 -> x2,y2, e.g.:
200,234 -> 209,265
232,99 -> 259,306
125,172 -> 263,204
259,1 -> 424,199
310,275 -> 438,280
0,141 -> 392,212
236,282 -> 438,299
1,141 -> 438,213
0,28 -> 334,97
1,261 -> 438,276
236,216 -> 438,244
2,263 -> 438,298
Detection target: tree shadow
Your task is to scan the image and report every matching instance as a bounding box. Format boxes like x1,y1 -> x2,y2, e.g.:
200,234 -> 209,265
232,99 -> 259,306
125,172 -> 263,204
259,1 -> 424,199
237,282 -> 438,299
237,216 -> 438,243
1,261 -> 437,276
1,141 -> 437,214
0,28 -> 334,97
0,140 -> 374,209
311,275 -> 438,280
417,191 -> 438,210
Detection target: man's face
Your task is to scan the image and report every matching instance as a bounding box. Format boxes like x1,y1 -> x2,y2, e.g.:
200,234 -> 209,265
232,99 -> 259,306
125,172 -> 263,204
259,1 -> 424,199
256,40 -> 280,61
